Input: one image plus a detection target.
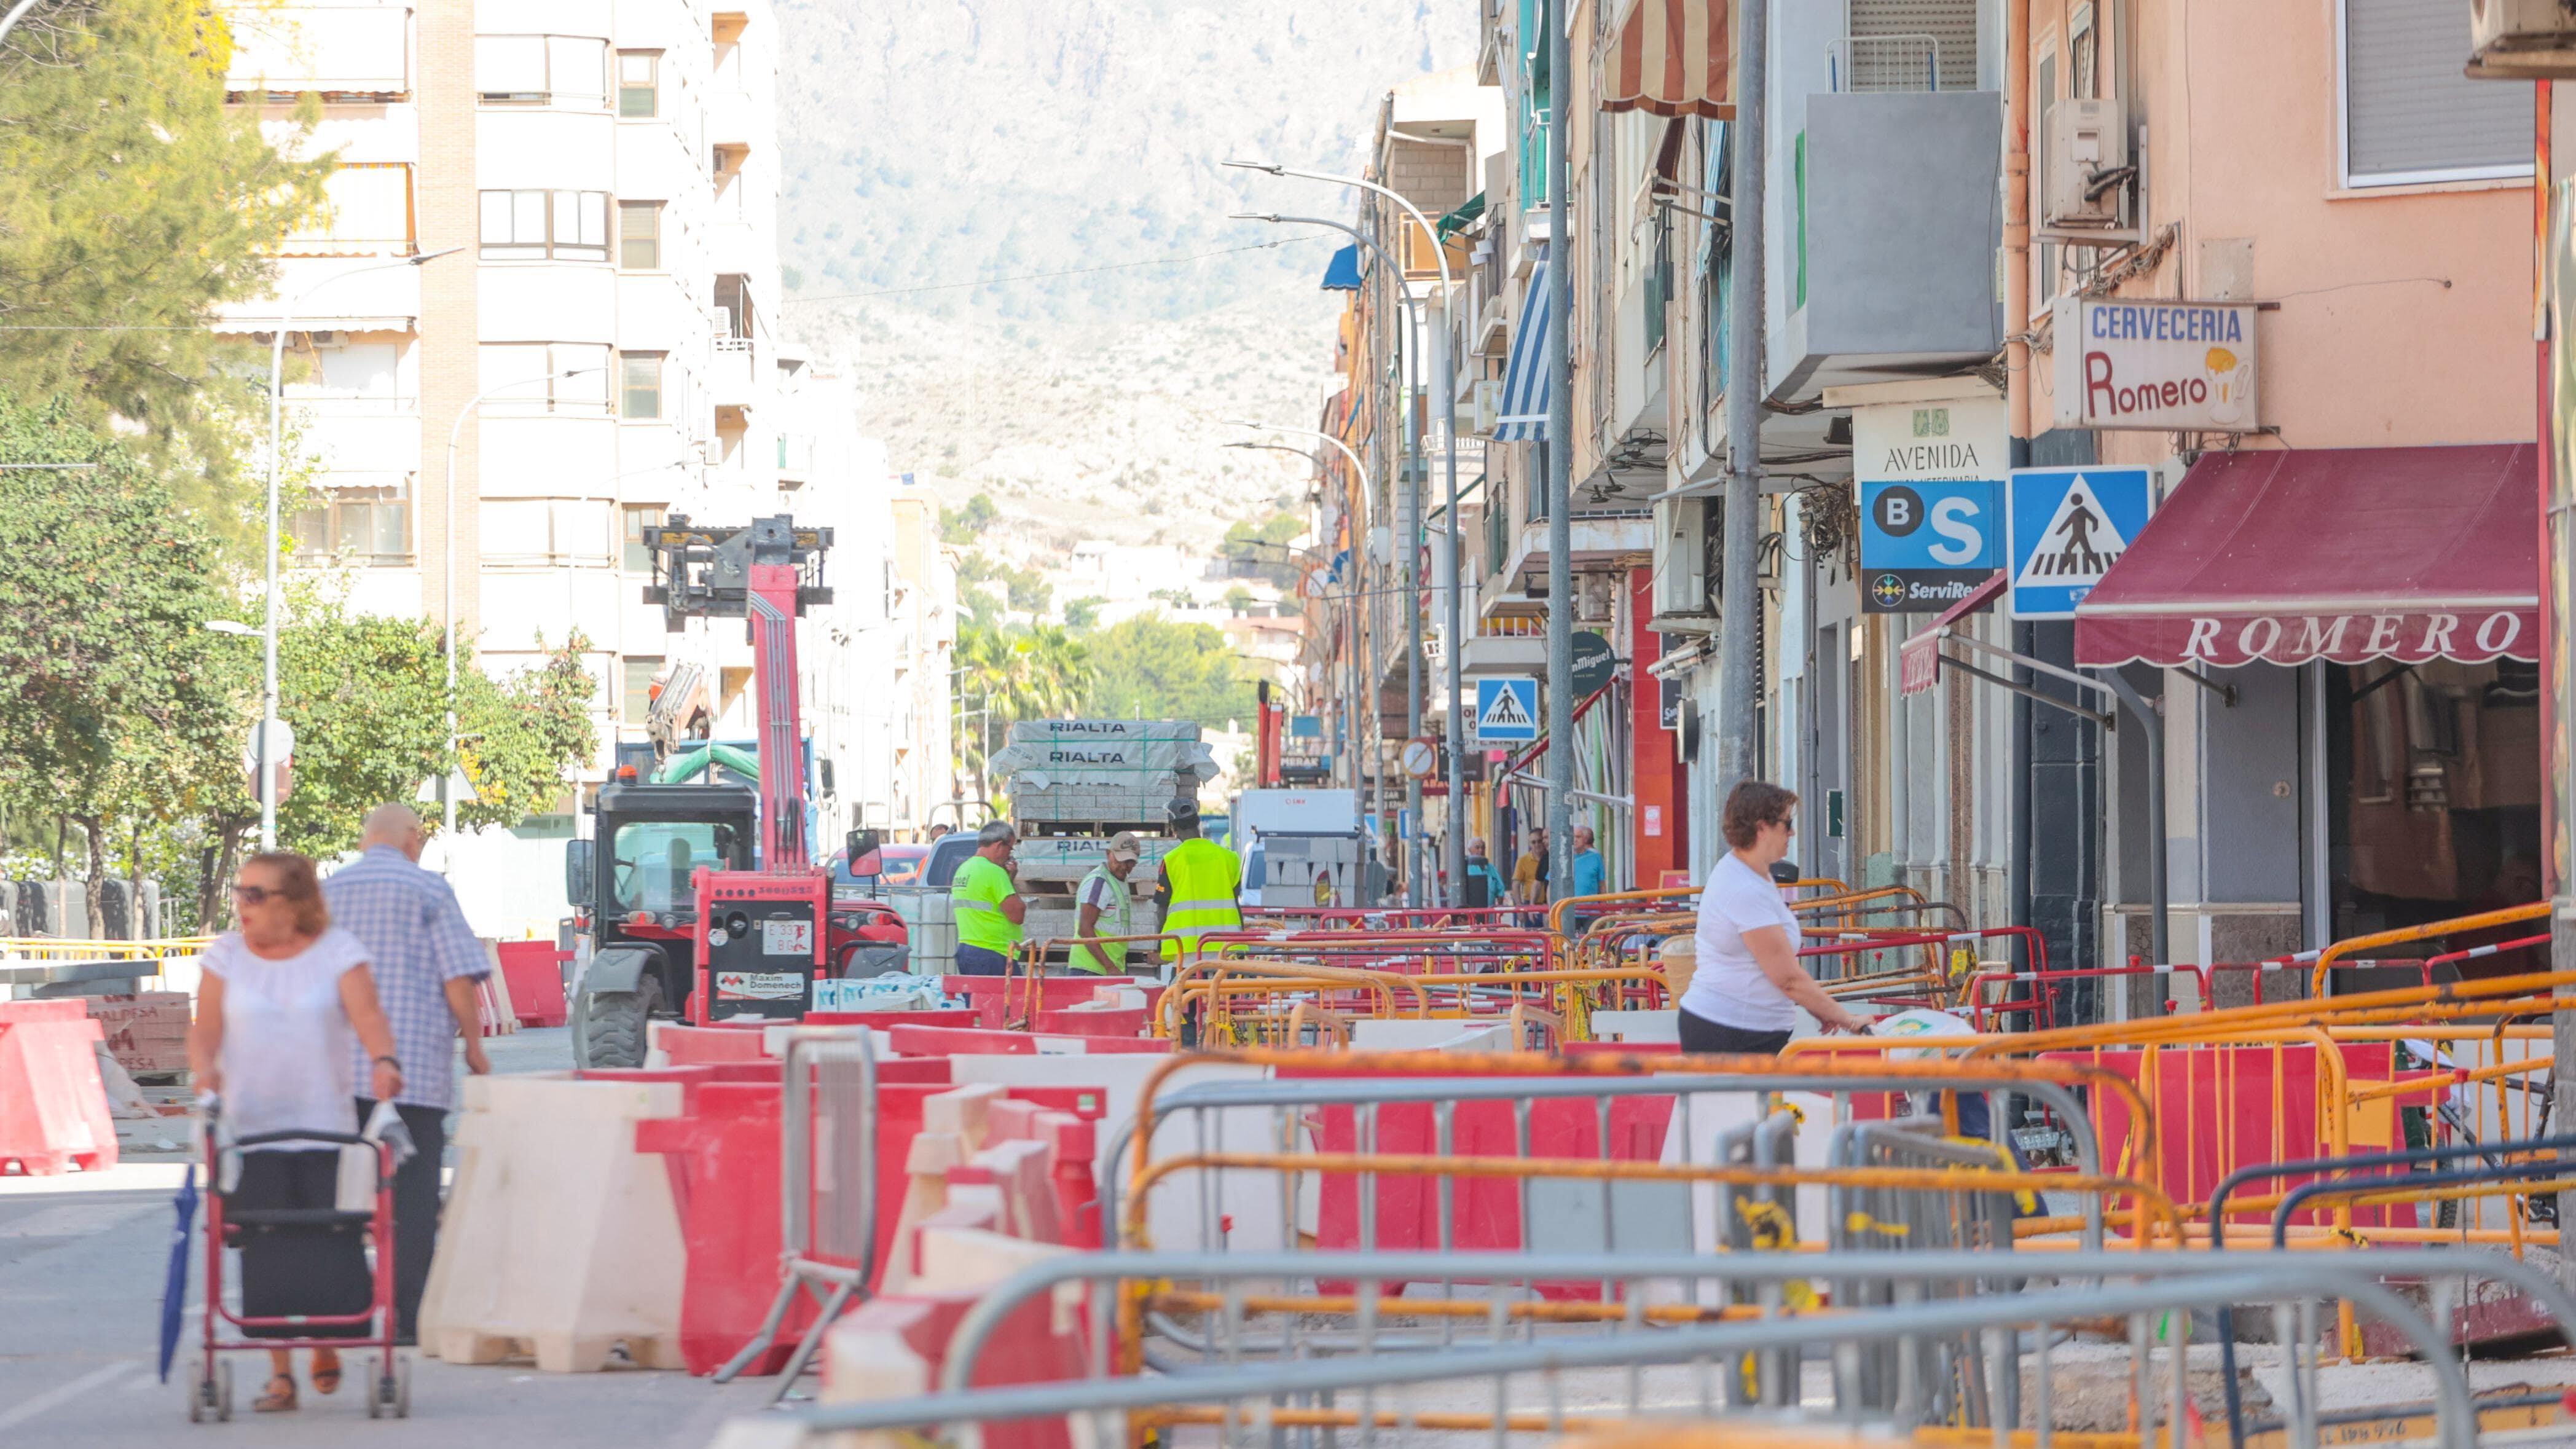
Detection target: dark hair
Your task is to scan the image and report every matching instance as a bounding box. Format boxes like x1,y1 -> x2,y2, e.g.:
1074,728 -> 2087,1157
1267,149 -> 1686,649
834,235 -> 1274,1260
1721,782 -> 1799,850
242,851 -> 331,935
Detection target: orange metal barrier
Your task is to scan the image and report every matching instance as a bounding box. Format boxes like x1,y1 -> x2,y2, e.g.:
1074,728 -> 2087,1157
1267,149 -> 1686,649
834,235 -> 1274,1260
2307,901 -> 2551,995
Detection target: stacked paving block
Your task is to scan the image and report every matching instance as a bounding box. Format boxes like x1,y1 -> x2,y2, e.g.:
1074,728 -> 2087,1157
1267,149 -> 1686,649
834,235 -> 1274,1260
993,721 -> 1218,965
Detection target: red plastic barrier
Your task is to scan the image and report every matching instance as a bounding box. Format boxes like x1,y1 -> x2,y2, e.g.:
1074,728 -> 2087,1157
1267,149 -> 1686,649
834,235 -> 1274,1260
493,941 -> 570,1028
656,1023 -> 774,1065
1032,1007 -> 1150,1038
634,1082 -> 799,1375
877,1058 -> 954,1085
943,976 -> 1113,1029
1045,1035 -> 1171,1055
887,1024 -> 1039,1058
822,1290 -> 1086,1449
1560,1042 -> 1682,1058
804,1009 -> 984,1031
0,1001 -> 117,1176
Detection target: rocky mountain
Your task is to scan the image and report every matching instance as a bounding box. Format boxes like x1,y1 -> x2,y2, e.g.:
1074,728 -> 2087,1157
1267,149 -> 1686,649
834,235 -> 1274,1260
771,0 -> 1477,557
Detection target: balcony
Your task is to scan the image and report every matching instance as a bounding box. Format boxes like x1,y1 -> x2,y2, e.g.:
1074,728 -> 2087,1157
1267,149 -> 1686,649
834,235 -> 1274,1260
1769,90 -> 2003,400
708,337 -> 757,407
226,4 -> 410,98
1426,614 -> 1549,677
705,87 -> 754,149
1481,513 -> 1655,608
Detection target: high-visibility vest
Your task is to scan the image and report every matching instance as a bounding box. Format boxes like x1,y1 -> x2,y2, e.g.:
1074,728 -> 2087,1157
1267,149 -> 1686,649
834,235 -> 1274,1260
1070,863 -> 1133,975
952,854 -> 1023,952
1159,837 -> 1243,963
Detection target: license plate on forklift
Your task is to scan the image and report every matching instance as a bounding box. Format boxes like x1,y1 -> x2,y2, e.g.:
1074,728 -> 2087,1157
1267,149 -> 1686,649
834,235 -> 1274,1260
761,920 -> 814,956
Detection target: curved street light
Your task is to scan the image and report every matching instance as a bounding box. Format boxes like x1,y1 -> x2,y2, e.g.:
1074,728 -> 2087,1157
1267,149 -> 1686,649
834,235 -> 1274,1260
1227,160 -> 1467,909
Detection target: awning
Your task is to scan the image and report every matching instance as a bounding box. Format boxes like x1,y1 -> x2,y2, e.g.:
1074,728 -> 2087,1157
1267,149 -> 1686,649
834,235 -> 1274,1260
1900,572 -> 2007,695
1435,192 -> 1486,238
1491,254 -> 1551,442
2073,445 -> 2539,669
1603,0 -> 1734,120
1320,244 -> 1362,292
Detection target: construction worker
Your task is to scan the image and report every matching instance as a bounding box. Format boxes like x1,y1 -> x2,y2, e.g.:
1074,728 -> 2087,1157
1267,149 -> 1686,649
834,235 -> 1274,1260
1070,831 -> 1144,975
951,820 -> 1025,976
1155,798 -> 1242,970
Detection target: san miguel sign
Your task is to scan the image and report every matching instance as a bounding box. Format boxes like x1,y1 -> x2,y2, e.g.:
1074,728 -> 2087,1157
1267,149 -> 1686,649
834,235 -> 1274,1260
2052,298 -> 2260,433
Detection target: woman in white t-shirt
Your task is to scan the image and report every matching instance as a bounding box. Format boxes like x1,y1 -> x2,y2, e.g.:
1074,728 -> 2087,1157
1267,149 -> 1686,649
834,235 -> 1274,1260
1677,782 -> 1866,1054
187,852 -> 402,1414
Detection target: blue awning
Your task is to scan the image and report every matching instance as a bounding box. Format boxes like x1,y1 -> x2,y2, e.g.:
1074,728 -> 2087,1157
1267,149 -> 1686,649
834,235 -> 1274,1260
1492,253 -> 1551,442
1320,244 -> 1362,291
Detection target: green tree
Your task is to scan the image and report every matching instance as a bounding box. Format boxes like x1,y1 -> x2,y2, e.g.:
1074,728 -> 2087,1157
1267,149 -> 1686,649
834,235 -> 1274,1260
1223,584 -> 1255,616
952,619 -> 1092,804
455,637 -> 597,829
0,395 -> 247,930
939,492 -> 999,544
0,0 -> 334,513
1080,616 -> 1255,731
1221,512 -> 1306,587
1063,595 -> 1105,630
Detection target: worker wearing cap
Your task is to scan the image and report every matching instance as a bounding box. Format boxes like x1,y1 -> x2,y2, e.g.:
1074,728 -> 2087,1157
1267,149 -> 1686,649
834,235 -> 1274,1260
1070,832 -> 1144,976
951,821 -> 1025,976
1155,799 -> 1242,970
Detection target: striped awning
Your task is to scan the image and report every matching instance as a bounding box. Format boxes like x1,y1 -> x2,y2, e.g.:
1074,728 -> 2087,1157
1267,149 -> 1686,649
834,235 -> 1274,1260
1492,255 -> 1551,443
1602,0 -> 1734,120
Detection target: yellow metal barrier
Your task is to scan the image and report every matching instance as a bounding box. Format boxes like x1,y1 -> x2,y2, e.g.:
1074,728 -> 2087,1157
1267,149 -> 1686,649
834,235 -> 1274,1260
0,936 -> 211,961
2307,900 -> 2551,995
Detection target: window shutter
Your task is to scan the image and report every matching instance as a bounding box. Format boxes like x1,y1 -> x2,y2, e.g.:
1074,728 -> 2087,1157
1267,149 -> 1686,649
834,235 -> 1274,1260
2344,0 -> 2532,184
1846,0 -> 1978,93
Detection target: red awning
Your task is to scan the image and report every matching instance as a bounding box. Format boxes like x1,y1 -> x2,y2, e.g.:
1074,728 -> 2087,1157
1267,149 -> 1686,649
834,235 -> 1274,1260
1899,571 -> 2006,694
1602,0 -> 1734,120
2073,445 -> 2539,669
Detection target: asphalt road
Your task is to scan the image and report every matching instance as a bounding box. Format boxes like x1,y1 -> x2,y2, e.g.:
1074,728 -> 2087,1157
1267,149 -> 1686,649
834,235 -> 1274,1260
0,1025 -> 780,1447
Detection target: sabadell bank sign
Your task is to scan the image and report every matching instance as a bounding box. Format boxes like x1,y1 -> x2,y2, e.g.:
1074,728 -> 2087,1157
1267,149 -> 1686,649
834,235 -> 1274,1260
2051,297 -> 2259,433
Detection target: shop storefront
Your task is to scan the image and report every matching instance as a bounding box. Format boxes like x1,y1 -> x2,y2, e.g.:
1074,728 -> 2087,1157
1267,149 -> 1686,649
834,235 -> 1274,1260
2075,444 -> 2540,955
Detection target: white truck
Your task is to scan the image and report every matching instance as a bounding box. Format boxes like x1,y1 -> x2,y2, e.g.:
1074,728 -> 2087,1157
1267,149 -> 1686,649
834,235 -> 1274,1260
1233,788 -> 1367,908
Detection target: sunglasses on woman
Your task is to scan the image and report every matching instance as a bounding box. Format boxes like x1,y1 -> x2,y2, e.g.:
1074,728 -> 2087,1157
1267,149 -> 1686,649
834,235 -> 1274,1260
230,883 -> 279,905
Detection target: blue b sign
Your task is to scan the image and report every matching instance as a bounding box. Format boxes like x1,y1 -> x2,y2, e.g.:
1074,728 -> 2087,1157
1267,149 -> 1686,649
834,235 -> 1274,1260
2007,466 -> 2154,619
1858,479 -> 2002,614
1472,677 -> 1539,743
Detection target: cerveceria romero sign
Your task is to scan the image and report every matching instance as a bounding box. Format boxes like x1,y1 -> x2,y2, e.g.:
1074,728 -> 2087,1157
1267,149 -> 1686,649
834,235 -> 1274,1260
2052,297 -> 2260,433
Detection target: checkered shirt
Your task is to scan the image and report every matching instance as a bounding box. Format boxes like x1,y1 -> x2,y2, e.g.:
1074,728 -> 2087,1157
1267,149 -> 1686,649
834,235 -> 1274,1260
324,845 -> 489,1110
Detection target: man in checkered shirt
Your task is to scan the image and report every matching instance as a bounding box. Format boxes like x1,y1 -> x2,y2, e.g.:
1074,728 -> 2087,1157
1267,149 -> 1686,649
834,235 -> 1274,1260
325,803 -> 492,1343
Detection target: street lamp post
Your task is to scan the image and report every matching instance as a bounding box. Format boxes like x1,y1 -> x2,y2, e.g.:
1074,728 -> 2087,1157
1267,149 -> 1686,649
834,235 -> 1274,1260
259,246 -> 459,851
1223,441 -> 1366,808
1229,425 -> 1375,842
437,364 -> 610,859
1228,161 -> 1467,910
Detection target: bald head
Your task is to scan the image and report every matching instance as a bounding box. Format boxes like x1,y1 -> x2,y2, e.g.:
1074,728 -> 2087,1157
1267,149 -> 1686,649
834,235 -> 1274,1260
362,804 -> 425,860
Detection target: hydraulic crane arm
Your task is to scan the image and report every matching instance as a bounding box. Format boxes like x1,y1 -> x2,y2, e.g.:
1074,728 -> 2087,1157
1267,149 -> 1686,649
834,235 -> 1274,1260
638,516 -> 833,871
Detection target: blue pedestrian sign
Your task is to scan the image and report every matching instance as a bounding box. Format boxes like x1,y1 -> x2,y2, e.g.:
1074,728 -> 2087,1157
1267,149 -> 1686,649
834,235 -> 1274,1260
2007,467 -> 2153,619
1858,479 -> 2003,614
1472,677 -> 1539,743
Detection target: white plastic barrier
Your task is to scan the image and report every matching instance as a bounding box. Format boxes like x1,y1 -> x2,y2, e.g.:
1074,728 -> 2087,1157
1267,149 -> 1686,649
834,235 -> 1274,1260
418,1074 -> 689,1372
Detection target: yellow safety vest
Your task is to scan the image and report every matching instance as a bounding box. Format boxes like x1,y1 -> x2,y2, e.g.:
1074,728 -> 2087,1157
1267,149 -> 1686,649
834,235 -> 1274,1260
1070,863 -> 1132,975
1159,837 -> 1243,963
952,854 -> 1023,952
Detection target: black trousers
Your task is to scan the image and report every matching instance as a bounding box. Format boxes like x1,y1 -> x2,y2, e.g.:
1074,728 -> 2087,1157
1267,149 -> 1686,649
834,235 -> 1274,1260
353,1099 -> 447,1342
229,1149 -> 372,1340
1676,1008 -> 1793,1056
952,943 -> 1012,976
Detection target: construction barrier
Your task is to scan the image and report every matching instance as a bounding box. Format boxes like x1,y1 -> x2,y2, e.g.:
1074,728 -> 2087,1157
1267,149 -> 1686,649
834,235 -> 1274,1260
419,1074 -> 689,1370
492,941 -> 570,1028
0,999 -> 116,1176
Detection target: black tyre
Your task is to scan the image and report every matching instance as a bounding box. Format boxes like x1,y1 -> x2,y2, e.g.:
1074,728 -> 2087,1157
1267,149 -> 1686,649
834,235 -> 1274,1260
837,943 -> 909,979
578,973 -> 661,1070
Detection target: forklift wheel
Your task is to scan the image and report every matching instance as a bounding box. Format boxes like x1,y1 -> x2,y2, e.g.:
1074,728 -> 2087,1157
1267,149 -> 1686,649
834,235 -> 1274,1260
577,975 -> 661,1070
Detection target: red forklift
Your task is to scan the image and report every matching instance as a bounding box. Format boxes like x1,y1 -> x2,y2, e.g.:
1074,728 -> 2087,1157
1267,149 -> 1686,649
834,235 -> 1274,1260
565,517 -> 905,1069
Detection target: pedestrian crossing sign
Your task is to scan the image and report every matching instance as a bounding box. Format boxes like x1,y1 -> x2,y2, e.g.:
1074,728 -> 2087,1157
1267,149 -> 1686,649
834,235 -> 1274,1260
1473,677 -> 1540,743
2006,466 -> 2153,619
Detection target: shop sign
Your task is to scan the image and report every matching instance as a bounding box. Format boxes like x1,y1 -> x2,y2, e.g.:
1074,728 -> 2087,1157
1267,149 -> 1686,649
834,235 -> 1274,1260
1854,397 -> 2007,614
2052,298 -> 2260,432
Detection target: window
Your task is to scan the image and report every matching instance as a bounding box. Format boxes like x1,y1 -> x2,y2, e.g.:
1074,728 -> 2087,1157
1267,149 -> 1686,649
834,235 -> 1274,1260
476,342 -> 611,414
621,352 -> 664,419
478,189 -> 610,261
618,201 -> 662,270
2033,47 -> 2059,308
2339,0 -> 2534,187
474,35 -> 607,107
617,50 -> 659,117
479,498 -> 611,564
622,657 -> 663,726
621,504 -> 664,570
278,163 -> 414,254
291,479 -> 411,562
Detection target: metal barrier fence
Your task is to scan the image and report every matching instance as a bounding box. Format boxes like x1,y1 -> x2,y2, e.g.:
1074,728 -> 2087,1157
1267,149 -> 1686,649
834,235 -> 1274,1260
736,1247 -> 2553,1449
713,1027 -> 878,1398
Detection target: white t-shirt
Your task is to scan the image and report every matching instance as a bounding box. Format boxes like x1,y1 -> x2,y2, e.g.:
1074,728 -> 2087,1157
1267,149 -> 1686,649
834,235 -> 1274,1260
1679,854 -> 1803,1031
204,927 -> 372,1149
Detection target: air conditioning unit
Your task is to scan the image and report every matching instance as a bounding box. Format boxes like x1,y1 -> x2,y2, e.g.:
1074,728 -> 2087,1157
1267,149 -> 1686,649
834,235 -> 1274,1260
304,329 -> 345,350
2044,98 -> 2129,230
1649,493 -> 1716,631
1471,379 -> 1503,437
2471,0 -> 2576,75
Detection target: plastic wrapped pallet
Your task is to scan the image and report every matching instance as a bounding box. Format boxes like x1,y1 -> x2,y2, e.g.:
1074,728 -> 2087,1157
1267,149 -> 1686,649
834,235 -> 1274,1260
1005,719 -> 1199,745
988,736 -> 1218,792
1010,783 -> 1195,826
1008,836 -> 1176,884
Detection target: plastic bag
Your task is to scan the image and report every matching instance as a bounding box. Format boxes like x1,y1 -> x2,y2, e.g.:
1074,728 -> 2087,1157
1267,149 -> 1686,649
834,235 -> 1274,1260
333,1100 -> 416,1212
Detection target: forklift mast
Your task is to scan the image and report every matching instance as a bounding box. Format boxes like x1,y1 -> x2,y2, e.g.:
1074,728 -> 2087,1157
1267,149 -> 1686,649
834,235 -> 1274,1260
638,516 -> 833,871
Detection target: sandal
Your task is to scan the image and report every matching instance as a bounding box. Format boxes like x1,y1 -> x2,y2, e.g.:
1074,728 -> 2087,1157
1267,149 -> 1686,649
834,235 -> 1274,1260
253,1374 -> 298,1413
311,1354 -> 341,1396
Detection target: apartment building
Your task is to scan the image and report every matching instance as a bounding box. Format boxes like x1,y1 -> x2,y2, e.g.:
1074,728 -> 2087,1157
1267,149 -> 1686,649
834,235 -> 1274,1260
220,0 -> 952,932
